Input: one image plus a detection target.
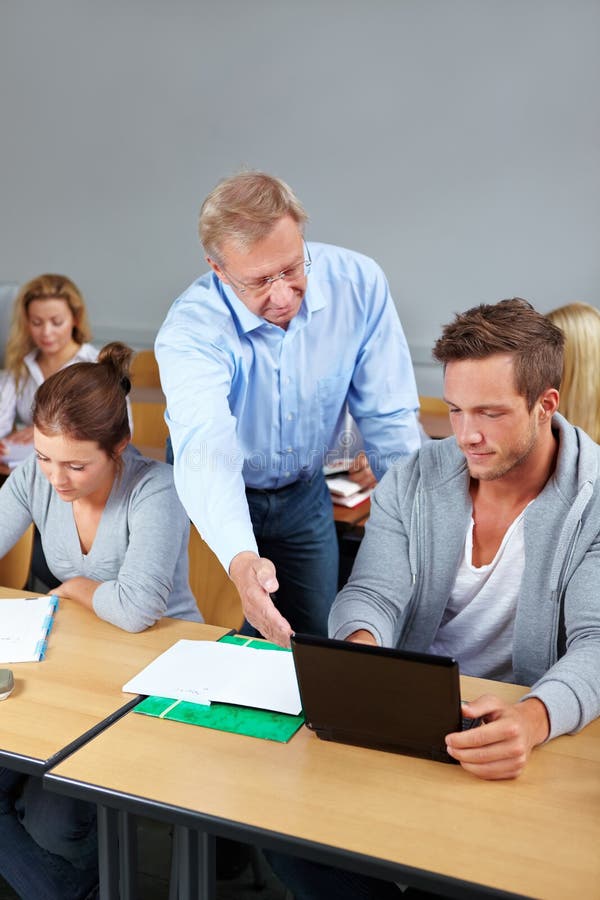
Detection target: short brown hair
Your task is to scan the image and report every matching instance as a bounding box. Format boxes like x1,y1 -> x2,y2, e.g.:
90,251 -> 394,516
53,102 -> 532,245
199,170 -> 308,261
432,298 -> 565,410
33,342 -> 132,463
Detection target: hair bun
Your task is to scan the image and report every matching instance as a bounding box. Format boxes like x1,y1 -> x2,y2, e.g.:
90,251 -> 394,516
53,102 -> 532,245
97,341 -> 134,381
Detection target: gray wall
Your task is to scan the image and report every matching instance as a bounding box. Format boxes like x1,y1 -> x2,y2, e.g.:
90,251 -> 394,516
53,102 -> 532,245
1,0 -> 598,395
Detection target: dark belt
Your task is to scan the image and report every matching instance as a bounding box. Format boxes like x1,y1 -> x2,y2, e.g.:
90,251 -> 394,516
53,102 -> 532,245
245,480 -> 299,494
245,470 -> 321,494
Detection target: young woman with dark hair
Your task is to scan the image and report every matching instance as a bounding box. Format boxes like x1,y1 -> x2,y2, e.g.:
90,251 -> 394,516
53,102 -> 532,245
0,342 -> 201,900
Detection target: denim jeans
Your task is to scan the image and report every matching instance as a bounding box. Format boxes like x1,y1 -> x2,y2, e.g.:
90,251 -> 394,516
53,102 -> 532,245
0,767 -> 98,900
265,849 -> 403,900
244,470 -> 339,636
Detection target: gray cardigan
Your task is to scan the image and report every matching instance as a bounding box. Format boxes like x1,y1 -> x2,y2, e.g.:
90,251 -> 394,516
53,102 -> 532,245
329,414 -> 600,740
0,445 -> 201,632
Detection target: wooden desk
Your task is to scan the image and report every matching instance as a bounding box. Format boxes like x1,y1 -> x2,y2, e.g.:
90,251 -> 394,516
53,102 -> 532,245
0,587 -> 228,775
333,498 -> 371,527
45,676 -> 600,899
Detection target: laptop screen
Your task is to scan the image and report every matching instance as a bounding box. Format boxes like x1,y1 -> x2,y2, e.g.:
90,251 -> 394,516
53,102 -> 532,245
291,633 -> 462,763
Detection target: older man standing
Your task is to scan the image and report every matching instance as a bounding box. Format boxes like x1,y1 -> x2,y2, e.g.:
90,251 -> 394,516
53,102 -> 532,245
155,171 -> 420,646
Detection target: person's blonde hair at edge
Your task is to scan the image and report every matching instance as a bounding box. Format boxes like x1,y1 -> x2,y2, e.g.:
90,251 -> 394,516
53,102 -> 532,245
547,302 -> 600,444
199,170 -> 308,262
5,274 -> 92,389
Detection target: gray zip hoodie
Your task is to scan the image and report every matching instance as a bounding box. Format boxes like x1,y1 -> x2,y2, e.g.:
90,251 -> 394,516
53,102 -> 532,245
329,414 -> 600,740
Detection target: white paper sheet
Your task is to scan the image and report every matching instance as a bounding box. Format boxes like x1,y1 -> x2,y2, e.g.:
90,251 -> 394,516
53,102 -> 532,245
0,595 -> 58,662
122,640 -> 302,715
0,441 -> 34,469
326,474 -> 362,497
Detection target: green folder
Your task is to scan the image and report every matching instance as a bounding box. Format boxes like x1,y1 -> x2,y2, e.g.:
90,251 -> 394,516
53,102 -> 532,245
133,634 -> 305,743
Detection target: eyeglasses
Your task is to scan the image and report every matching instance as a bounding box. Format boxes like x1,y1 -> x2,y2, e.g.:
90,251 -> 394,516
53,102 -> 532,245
222,243 -> 312,299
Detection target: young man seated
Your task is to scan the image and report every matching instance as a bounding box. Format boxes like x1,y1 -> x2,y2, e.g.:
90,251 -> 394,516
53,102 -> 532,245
268,297 -> 600,900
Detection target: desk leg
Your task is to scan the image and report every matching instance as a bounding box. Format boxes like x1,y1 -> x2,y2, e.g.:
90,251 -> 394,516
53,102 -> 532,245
98,805 -> 120,900
174,825 -> 215,900
118,810 -> 137,900
198,831 -> 216,900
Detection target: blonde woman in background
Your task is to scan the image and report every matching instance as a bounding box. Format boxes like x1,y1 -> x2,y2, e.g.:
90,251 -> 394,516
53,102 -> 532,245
0,274 -> 96,454
547,302 -> 600,443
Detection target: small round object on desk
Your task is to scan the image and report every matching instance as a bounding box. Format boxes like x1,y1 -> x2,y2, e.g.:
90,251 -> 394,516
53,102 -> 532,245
0,668 -> 15,700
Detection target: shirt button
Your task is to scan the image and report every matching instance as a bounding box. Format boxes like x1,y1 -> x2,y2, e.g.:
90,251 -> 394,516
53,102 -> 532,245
286,413 -> 294,421
286,446 -> 293,453
284,471 -> 291,478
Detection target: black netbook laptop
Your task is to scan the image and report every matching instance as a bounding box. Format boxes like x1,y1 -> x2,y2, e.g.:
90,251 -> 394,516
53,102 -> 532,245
291,633 -> 479,764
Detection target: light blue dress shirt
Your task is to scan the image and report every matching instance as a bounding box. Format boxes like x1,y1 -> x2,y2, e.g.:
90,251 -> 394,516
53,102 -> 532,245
155,242 -> 420,572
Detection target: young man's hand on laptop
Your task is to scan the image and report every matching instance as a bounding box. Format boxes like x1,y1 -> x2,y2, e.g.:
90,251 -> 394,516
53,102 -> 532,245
444,694 -> 550,780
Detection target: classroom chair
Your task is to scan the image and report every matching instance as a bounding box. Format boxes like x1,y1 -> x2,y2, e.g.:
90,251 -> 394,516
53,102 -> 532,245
130,400 -> 170,450
0,524 -> 34,590
187,525 -> 244,631
418,395 -> 448,416
417,395 -> 452,441
130,348 -> 161,389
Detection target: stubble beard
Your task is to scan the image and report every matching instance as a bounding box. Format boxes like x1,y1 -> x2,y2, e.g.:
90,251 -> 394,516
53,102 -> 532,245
468,419 -> 538,482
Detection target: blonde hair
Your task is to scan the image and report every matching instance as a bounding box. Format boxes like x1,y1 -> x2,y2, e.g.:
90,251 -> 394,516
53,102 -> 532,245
547,302 -> 600,443
199,171 -> 308,261
5,274 -> 92,388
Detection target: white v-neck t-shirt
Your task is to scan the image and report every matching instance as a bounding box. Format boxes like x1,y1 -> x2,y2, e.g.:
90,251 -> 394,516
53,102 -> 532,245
428,510 -> 527,681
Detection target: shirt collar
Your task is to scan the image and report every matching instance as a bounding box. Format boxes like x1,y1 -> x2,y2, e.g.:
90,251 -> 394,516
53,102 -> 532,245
304,267 -> 326,317
24,344 -> 88,376
221,283 -> 265,334
24,348 -> 38,368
